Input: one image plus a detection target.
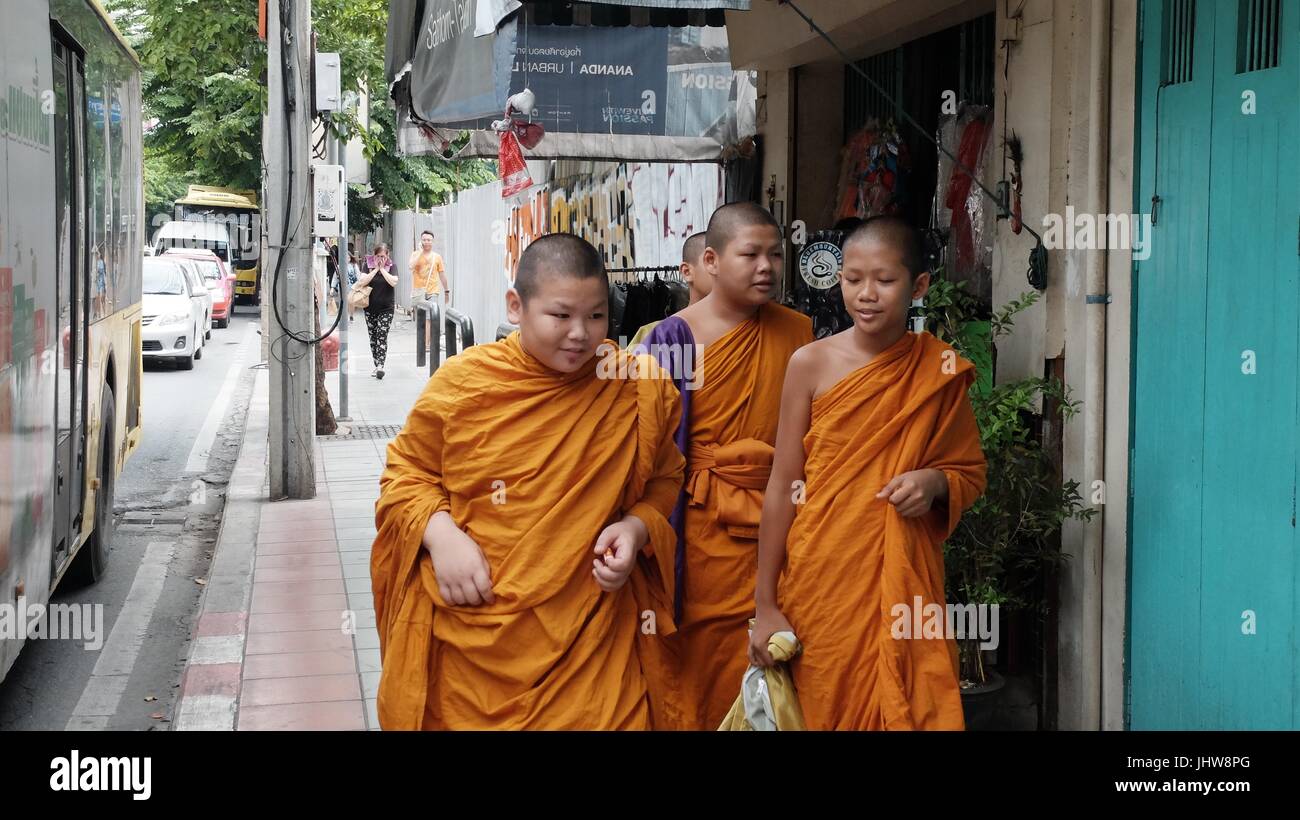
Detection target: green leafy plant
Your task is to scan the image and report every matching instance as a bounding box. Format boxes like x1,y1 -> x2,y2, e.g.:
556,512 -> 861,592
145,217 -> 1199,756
106,0 -> 495,237
921,276 -> 1096,685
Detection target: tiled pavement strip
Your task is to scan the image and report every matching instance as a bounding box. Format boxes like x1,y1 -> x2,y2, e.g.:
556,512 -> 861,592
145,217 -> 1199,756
175,312 -> 436,730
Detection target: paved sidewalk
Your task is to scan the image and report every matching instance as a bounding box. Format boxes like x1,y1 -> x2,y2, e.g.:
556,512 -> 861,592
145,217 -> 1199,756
175,313 -> 433,730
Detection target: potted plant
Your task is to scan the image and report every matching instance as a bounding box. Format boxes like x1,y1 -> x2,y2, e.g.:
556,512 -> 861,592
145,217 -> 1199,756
921,277 -> 1096,692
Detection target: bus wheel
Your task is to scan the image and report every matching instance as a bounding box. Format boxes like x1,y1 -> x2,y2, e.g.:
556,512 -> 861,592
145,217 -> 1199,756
66,384 -> 115,587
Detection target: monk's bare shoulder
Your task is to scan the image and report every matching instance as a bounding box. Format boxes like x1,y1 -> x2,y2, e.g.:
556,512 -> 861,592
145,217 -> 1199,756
785,338 -> 834,398
674,301 -> 725,345
801,333 -> 876,400
673,302 -> 703,324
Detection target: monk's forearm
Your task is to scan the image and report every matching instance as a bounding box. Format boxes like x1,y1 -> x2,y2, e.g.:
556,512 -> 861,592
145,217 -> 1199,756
923,468 -> 950,508
754,538 -> 787,608
422,510 -> 461,556
754,486 -> 796,609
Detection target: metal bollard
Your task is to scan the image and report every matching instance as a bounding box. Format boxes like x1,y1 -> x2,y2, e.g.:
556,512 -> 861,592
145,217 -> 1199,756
443,306 -> 475,359
413,297 -> 442,375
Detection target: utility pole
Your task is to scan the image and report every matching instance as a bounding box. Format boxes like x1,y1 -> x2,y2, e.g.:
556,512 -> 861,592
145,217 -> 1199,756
265,0 -> 316,499
328,116 -> 351,421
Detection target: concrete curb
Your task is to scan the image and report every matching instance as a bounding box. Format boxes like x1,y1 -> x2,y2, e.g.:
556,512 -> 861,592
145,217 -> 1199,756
174,368 -> 267,731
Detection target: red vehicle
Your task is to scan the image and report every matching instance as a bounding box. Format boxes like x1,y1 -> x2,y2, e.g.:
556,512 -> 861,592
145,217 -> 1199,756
163,248 -> 236,327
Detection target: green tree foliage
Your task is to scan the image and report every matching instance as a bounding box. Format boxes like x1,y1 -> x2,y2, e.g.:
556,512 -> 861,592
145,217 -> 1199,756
108,0 -> 496,236
346,107 -> 497,234
109,0 -> 265,188
313,0 -> 496,233
142,145 -> 188,227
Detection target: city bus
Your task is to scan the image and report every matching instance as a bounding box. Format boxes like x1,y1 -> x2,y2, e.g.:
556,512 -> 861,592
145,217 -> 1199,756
1,0 -> 144,681
172,185 -> 260,305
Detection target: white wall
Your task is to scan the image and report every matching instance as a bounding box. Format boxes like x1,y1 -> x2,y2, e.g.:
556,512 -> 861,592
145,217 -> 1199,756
758,69 -> 794,230
443,180 -> 511,346
989,0 -> 1139,730
428,158 -> 723,347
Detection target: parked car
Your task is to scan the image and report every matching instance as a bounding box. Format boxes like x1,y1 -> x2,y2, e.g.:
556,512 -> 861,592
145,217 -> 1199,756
141,256 -> 209,370
173,258 -> 214,340
164,248 -> 234,328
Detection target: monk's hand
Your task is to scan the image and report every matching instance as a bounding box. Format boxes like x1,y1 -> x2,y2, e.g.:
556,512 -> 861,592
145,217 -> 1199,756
591,515 -> 647,592
877,469 -> 949,518
749,606 -> 794,668
425,512 -> 495,606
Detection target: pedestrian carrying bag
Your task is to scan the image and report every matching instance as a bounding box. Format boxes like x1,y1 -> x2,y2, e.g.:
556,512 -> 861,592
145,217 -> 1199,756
348,283 -> 372,311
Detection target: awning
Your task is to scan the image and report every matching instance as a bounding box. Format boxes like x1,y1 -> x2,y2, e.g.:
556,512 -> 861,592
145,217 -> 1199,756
557,1 -> 748,8
386,0 -> 520,127
388,0 -> 754,161
725,0 -> 992,70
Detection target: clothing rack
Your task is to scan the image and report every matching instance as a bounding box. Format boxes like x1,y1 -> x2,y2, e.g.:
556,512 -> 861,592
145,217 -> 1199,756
607,265 -> 681,283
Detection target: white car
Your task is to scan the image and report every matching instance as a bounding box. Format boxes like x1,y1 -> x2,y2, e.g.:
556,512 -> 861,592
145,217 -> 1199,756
141,257 -> 209,370
172,258 -> 214,339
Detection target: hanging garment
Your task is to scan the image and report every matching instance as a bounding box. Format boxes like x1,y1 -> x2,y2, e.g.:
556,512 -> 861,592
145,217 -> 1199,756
836,121 -> 913,221
944,107 -> 993,279
608,283 -> 628,342
665,281 -> 690,313
618,283 -> 655,343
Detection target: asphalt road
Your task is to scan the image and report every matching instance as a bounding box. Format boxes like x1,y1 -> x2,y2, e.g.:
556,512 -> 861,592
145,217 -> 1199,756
0,307 -> 262,730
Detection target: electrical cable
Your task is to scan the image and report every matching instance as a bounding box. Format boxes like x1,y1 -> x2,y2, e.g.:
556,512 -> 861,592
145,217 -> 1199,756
268,0 -> 341,349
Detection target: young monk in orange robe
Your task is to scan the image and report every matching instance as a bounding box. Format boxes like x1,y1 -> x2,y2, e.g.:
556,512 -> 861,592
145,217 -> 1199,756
637,203 -> 813,730
371,234 -> 685,730
750,216 -> 987,730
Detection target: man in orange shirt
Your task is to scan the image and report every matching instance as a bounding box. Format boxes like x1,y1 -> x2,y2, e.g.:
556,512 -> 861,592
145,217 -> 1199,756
408,230 -> 449,306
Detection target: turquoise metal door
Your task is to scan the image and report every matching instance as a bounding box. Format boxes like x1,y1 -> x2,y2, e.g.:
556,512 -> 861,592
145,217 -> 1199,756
1130,0 -> 1300,728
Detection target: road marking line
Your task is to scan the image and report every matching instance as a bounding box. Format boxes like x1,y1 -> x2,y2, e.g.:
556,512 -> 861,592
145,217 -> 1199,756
185,322 -> 257,473
65,541 -> 176,730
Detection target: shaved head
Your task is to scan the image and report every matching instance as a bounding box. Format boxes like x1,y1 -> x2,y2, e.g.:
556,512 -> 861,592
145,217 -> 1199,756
844,216 -> 926,278
514,233 -> 607,303
682,232 -> 706,266
704,202 -> 780,255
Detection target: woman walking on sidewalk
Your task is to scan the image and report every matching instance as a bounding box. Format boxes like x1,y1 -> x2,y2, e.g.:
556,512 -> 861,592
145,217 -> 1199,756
359,243 -> 397,379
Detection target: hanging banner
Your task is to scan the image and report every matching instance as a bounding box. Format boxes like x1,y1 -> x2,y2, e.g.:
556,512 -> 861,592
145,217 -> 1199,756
389,0 -> 519,127
399,20 -> 755,162
514,24 -> 669,135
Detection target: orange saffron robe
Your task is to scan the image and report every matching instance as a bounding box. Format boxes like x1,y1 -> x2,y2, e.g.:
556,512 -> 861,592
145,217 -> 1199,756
779,332 -> 987,730
643,302 -> 812,729
371,333 -> 684,729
